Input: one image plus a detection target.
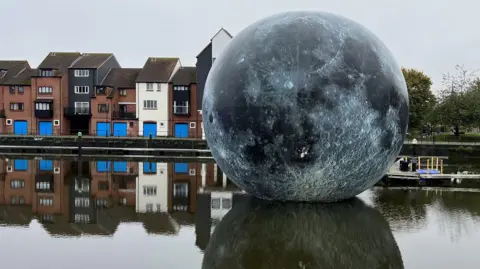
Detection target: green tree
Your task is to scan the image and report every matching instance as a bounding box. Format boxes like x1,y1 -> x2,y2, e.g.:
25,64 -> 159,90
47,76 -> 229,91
437,65 -> 480,135
401,68 -> 436,130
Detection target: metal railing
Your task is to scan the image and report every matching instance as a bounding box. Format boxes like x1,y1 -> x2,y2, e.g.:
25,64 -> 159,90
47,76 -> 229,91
112,111 -> 136,119
64,107 -> 91,115
174,105 -> 189,115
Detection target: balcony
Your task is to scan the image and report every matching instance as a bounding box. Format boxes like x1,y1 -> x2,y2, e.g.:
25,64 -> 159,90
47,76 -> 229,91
173,105 -> 189,116
112,111 -> 136,120
0,109 -> 5,118
34,100 -> 53,118
35,173 -> 54,193
64,107 -> 91,116
113,175 -> 136,192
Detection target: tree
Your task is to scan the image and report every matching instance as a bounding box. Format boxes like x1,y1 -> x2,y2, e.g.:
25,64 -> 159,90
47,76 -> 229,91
401,68 -> 436,130
438,65 -> 480,135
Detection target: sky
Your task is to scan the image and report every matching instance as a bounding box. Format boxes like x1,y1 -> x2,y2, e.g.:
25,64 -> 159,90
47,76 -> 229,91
1,0 -> 478,91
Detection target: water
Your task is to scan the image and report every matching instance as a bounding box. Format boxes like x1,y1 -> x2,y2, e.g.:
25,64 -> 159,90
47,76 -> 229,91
1,158 -> 480,268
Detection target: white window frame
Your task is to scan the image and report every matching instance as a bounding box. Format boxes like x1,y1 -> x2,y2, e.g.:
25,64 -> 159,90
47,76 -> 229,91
143,100 -> 157,109
38,86 -> 53,94
146,83 -> 153,91
35,102 -> 51,110
74,86 -> 89,94
74,70 -> 89,77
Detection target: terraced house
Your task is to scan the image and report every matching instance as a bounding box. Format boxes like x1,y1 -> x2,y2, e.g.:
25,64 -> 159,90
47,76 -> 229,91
136,57 -> 180,137
169,66 -> 201,138
31,52 -> 82,135
65,53 -> 121,135
0,60 -> 32,135
91,68 -> 141,136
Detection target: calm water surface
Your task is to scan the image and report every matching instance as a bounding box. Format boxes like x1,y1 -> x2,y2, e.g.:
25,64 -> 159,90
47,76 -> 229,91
1,158 -> 480,268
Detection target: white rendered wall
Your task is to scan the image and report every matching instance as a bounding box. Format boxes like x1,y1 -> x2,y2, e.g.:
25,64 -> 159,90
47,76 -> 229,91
211,29 -> 232,61
136,162 -> 168,213
137,82 -> 169,136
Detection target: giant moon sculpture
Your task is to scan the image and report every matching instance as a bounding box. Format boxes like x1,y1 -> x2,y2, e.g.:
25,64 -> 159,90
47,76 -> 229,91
202,11 -> 409,202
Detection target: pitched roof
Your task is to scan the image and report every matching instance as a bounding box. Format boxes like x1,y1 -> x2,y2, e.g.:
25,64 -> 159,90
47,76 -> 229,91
101,68 -> 141,88
171,66 -> 196,85
136,57 -> 179,83
211,27 -> 233,40
37,52 -> 82,70
70,53 -> 115,69
0,60 -> 30,84
4,68 -> 36,85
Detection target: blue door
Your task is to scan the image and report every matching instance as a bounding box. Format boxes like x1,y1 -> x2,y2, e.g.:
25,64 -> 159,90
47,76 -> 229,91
97,161 -> 111,172
39,160 -> 53,171
96,122 -> 111,136
174,163 -> 188,173
143,162 -> 157,173
143,122 -> 157,137
113,122 -> 128,137
113,161 -> 127,173
174,123 -> 189,138
14,159 -> 28,171
13,120 -> 28,135
39,121 -> 53,136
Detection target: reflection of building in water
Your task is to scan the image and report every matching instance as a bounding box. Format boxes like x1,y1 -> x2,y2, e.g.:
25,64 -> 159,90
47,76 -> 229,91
0,158 -> 70,226
0,159 -> 239,238
137,162 -> 168,213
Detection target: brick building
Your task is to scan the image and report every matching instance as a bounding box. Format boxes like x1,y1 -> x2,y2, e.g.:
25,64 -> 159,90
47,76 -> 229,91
90,68 -> 141,136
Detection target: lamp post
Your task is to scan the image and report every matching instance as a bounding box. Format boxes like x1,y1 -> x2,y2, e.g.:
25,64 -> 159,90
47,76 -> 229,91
412,138 -> 418,172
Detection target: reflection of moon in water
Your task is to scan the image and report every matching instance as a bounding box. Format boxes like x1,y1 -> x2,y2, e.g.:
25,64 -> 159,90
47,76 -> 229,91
202,196 -> 404,269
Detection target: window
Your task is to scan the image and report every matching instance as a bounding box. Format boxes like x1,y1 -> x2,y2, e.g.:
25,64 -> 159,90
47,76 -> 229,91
156,83 -> 161,91
36,102 -> 51,110
146,83 -> 153,91
119,89 -> 127,96
74,102 -> 89,114
146,203 -> 153,212
11,180 -> 25,189
40,69 -> 53,77
173,183 -> 188,197
74,86 -> 89,94
143,186 -> 157,196
18,86 -> 24,93
38,86 -> 53,94
10,196 -> 25,205
36,182 -> 51,191
74,197 -> 90,207
222,198 -> 232,209
9,86 -> 15,93
10,196 -> 16,204
143,100 -> 157,109
174,101 -> 189,114
156,204 -> 161,212
42,214 -> 53,223
74,70 -> 89,77
39,197 -> 53,206
173,205 -> 188,212
190,122 -> 196,128
211,198 -> 221,209
74,214 -> 90,223
98,104 -> 109,112
10,102 -> 24,111
96,87 -> 106,95
174,86 -> 189,91
96,198 -> 108,207
189,168 -> 196,176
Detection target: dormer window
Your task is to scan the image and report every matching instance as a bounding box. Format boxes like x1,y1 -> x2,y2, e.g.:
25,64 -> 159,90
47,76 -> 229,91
40,69 -> 53,77
96,87 -> 106,95
0,69 -> 6,78
74,70 -> 89,77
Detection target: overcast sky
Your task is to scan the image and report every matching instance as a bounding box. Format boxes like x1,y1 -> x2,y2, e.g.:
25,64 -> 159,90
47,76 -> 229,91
1,0 -> 477,90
